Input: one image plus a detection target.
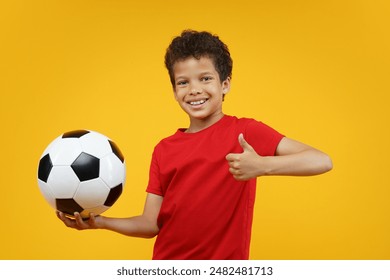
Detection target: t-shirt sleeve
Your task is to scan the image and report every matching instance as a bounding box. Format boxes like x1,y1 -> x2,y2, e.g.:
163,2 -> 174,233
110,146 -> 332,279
244,119 -> 284,156
145,146 -> 163,196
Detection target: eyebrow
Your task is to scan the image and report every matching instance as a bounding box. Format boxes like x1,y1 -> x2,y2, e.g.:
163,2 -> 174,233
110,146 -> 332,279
174,75 -> 188,80
175,71 -> 216,79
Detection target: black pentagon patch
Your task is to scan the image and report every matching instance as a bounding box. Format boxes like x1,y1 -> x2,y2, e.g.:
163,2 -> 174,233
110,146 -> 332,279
104,184 -> 123,207
62,130 -> 90,138
109,140 -> 124,163
38,154 -> 53,183
71,152 -> 100,181
56,198 -> 83,216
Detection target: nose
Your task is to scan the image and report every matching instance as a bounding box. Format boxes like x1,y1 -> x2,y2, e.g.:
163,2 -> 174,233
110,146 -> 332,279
189,82 -> 203,95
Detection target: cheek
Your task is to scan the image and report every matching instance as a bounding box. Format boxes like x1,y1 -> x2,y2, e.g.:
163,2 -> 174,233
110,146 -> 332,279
173,89 -> 181,101
174,92 -> 187,106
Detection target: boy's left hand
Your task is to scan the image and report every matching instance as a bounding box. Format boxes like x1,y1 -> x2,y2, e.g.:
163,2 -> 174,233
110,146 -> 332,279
225,133 -> 265,181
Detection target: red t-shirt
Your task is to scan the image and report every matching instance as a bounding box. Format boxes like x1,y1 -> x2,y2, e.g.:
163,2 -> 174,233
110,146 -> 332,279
146,115 -> 284,259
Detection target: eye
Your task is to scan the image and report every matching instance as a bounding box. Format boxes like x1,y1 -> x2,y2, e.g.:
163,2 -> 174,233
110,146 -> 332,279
201,76 -> 213,82
176,80 -> 188,86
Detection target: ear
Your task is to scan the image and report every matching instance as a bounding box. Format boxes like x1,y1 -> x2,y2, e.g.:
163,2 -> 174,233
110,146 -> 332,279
222,77 -> 231,95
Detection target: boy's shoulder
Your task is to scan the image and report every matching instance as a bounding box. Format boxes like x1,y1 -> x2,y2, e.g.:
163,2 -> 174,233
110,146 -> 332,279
156,115 -> 259,144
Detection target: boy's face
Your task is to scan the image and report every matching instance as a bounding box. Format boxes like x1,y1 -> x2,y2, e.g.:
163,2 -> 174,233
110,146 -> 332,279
172,56 -> 230,125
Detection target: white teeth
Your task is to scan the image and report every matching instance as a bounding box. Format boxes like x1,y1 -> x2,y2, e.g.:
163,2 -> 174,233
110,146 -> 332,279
189,99 -> 206,105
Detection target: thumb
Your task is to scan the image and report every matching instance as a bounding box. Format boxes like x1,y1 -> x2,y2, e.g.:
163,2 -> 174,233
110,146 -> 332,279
238,133 -> 255,152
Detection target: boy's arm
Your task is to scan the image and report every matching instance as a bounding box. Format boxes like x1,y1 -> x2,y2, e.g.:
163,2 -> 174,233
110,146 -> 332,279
272,136 -> 333,175
226,134 -> 333,181
57,193 -> 163,238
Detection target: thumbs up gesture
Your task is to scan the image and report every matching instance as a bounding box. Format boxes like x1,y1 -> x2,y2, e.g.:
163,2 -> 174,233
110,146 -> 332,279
225,133 -> 265,181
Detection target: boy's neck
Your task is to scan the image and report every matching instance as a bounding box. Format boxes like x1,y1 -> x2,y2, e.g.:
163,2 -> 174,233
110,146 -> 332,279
185,113 -> 225,133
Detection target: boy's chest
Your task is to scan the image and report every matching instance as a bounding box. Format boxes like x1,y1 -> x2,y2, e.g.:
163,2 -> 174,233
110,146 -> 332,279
157,131 -> 242,194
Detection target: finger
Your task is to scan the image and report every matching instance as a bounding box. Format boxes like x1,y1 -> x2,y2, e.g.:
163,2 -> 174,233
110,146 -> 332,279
57,211 -> 69,223
74,212 -> 86,228
57,212 -> 76,228
56,211 -> 62,220
233,174 -> 246,181
226,153 -> 239,162
238,133 -> 254,152
229,167 -> 241,175
88,213 -> 97,228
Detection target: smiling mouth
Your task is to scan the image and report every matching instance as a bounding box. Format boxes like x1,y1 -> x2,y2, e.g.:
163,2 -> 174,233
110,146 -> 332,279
188,99 -> 208,106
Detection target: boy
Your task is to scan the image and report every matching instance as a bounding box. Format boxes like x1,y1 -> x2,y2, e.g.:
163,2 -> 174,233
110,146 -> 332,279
57,30 -> 332,260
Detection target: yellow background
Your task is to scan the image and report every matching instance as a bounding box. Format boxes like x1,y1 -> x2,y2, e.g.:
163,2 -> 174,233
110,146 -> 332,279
1,0 -> 389,259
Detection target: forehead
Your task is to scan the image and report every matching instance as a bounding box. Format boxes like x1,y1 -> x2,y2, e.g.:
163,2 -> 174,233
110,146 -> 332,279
173,56 -> 218,77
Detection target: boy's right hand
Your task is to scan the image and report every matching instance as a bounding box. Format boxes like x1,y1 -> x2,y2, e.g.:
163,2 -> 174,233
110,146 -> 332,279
56,211 -> 101,230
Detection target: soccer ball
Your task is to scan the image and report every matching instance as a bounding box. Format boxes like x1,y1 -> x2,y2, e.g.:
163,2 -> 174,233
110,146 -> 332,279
37,130 -> 126,219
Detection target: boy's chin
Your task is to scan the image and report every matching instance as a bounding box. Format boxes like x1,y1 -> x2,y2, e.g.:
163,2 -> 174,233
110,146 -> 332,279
189,112 -> 223,121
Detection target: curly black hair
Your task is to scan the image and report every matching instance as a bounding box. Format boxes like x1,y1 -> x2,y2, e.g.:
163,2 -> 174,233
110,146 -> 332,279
164,30 -> 233,87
